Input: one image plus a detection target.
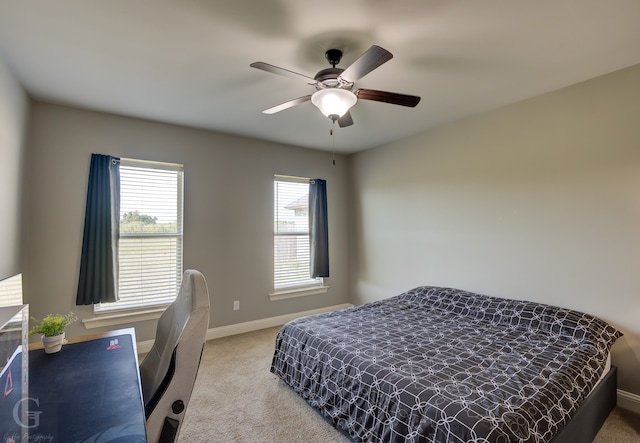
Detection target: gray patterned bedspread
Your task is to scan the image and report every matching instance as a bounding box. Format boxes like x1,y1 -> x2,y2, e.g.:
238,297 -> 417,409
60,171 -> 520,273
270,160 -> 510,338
271,286 -> 622,442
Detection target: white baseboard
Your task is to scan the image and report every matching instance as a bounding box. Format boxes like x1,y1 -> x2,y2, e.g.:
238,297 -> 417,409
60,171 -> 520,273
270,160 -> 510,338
137,303 -> 352,355
204,303 -> 352,340
618,389 -> 640,414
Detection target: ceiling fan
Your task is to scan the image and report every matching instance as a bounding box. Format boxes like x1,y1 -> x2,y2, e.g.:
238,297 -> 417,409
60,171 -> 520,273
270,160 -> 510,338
250,45 -> 421,128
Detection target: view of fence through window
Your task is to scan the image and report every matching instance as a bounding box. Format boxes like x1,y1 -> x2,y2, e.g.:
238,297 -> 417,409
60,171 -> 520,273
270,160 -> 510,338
274,177 -> 320,290
97,160 -> 184,312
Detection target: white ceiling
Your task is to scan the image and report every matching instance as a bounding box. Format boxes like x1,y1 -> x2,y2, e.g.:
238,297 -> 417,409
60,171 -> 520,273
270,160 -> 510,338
0,1 -> 639,154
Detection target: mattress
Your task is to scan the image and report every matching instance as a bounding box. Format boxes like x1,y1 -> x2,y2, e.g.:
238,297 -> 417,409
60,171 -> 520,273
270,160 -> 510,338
271,286 -> 622,443
599,353 -> 612,383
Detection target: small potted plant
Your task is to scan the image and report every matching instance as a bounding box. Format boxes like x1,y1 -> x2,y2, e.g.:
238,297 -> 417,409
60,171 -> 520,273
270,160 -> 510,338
30,312 -> 77,353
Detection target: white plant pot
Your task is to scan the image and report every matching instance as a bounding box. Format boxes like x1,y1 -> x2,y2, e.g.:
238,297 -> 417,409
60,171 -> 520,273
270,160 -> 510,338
42,332 -> 65,354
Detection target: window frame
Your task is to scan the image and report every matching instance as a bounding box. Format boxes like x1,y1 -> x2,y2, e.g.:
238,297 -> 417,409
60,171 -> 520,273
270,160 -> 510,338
270,175 -> 327,301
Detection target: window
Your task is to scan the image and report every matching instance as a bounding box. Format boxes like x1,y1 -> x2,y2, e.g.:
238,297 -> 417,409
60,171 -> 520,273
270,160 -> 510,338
0,273 -> 23,307
273,176 -> 322,293
96,159 -> 184,312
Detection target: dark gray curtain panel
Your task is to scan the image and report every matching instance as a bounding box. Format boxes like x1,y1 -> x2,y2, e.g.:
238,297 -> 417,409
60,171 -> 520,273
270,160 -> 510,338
309,179 -> 329,278
76,154 -> 120,305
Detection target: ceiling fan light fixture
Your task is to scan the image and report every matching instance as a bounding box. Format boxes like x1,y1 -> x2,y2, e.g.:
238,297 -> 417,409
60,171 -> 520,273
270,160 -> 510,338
311,88 -> 357,120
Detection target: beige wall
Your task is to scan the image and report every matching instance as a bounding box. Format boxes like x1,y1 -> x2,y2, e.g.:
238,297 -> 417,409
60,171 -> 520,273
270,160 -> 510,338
349,64 -> 640,395
23,103 -> 350,341
0,57 -> 28,280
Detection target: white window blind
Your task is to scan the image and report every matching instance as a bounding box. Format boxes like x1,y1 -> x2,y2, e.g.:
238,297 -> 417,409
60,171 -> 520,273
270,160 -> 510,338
96,159 -> 184,312
274,176 -> 321,291
0,273 -> 23,307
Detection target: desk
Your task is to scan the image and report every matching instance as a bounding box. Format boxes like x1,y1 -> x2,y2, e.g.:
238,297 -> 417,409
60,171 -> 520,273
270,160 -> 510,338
25,328 -> 147,442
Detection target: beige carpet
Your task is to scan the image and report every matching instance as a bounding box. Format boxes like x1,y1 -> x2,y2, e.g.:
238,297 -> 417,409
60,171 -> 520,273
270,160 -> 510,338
179,326 -> 640,443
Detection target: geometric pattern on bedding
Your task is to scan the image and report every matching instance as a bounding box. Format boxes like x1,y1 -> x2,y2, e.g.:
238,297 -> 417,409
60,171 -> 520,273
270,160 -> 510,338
271,286 -> 622,443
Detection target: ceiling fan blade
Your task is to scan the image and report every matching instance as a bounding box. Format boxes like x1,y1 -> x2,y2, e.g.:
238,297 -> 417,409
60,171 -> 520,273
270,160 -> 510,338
262,95 -> 312,114
355,89 -> 421,107
339,45 -> 393,84
337,111 -> 354,128
250,62 -> 316,84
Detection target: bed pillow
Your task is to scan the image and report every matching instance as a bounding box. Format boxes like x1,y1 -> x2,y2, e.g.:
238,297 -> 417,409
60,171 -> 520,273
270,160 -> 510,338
396,286 -> 622,353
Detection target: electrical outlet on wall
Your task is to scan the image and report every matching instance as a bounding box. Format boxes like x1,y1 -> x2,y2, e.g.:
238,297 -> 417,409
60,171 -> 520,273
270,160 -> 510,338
233,300 -> 240,311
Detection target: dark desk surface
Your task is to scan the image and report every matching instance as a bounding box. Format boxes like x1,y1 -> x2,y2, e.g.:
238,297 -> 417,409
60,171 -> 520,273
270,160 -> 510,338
26,328 -> 147,442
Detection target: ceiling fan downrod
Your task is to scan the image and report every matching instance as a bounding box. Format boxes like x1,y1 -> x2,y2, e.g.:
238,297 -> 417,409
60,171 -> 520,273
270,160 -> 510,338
325,49 -> 343,68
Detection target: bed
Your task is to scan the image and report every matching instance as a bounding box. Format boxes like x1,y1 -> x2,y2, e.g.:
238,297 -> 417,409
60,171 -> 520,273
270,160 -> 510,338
271,286 -> 622,442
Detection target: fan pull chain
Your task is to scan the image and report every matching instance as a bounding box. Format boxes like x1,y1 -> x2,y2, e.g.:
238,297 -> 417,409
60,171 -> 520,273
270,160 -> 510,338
331,120 -> 336,166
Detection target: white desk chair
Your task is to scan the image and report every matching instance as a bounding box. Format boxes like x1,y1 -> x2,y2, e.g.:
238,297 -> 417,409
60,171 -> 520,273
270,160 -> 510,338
140,269 -> 210,443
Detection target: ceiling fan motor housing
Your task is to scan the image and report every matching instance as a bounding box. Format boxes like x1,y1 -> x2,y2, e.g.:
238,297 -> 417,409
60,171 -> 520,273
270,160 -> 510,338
316,49 -> 354,89
314,67 -> 349,88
